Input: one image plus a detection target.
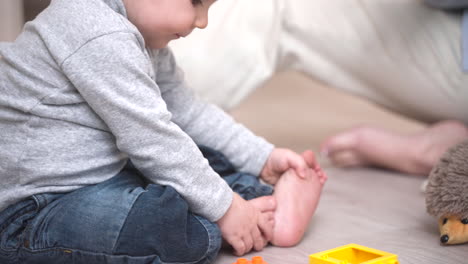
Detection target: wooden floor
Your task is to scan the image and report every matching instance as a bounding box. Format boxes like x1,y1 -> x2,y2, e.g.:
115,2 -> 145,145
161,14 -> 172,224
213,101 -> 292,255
218,72 -> 468,264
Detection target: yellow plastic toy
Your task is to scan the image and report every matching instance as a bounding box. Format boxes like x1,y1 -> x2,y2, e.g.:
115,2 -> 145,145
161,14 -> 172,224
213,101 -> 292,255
309,244 -> 399,264
232,256 -> 268,264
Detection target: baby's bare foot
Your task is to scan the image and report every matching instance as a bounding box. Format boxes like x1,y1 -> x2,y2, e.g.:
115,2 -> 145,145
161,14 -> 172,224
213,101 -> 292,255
270,168 -> 323,247
321,120 -> 468,175
302,150 -> 327,184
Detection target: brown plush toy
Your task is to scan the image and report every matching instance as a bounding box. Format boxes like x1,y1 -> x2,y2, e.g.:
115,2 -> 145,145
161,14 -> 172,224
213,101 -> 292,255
426,140 -> 468,245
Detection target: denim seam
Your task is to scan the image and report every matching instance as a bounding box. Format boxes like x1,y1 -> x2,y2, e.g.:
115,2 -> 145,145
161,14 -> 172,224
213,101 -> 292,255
111,191 -> 218,264
0,247 -> 18,263
18,246 -> 161,262
18,245 -> 211,264
202,217 -> 219,264
0,204 -> 37,251
110,188 -> 147,255
25,194 -> 66,250
31,195 -> 44,211
0,205 -> 35,236
156,216 -> 218,264
159,215 -> 218,264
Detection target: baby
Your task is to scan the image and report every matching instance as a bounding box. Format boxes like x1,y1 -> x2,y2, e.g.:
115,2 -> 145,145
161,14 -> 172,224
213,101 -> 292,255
0,0 -> 326,263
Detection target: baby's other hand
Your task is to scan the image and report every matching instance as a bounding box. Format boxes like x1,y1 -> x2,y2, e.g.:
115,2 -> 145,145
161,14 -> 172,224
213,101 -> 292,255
248,195 -> 277,244
217,193 -> 267,256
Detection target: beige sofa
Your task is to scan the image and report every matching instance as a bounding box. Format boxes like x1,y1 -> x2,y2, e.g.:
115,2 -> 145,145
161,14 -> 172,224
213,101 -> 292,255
0,0 -> 23,41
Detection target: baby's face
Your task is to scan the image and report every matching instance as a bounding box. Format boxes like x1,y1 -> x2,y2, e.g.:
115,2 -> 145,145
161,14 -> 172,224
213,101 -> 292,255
123,0 -> 216,49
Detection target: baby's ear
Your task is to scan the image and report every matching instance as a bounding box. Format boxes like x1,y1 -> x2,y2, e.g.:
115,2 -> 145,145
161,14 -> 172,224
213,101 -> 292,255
438,215 -> 468,245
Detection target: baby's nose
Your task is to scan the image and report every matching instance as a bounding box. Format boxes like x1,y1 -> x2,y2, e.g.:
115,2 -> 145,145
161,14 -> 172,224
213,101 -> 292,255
440,234 -> 449,244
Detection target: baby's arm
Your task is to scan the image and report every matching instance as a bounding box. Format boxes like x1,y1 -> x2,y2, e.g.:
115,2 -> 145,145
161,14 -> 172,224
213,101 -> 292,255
156,48 -> 274,178
62,35 -> 233,222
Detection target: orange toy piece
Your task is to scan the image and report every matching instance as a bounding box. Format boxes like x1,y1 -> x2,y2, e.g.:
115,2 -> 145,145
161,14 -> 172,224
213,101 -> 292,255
232,256 -> 268,264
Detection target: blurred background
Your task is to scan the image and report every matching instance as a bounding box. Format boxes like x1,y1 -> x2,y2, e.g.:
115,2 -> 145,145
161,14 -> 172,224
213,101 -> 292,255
0,0 -> 425,152
0,0 -> 50,41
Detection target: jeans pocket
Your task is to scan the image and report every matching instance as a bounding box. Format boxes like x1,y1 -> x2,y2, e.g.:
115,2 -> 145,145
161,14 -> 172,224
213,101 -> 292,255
0,198 -> 37,251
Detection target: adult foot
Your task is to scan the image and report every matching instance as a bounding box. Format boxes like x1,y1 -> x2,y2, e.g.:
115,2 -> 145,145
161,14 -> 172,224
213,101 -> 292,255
320,120 -> 468,175
270,163 -> 324,247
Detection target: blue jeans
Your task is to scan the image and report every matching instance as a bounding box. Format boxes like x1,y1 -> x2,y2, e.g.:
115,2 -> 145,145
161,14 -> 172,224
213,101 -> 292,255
0,146 -> 273,264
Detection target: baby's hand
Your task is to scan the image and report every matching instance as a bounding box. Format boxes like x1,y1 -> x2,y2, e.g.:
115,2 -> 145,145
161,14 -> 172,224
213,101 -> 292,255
260,148 -> 312,185
217,193 -> 267,256
248,195 -> 277,244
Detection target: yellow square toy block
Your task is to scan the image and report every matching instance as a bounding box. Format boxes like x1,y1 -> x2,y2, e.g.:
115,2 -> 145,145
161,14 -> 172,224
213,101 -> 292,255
309,244 -> 399,264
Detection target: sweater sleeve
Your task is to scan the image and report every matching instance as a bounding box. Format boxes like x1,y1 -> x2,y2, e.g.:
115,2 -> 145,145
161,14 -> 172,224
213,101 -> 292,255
61,32 -> 232,222
153,48 -> 274,177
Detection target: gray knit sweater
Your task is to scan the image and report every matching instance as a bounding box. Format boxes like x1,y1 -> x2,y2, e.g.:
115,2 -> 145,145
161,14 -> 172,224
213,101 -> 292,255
0,0 -> 273,222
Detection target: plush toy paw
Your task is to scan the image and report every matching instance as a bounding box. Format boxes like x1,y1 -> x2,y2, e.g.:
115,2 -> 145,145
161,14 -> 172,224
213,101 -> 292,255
438,215 -> 468,245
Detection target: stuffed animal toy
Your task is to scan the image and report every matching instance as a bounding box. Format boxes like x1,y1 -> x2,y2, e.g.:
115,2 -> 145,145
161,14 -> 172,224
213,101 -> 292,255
426,140 -> 468,245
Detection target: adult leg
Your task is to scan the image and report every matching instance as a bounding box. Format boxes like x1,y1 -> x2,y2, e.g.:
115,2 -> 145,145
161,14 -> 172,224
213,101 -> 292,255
169,0 -> 283,109
171,0 -> 468,174
280,0 -> 468,123
173,0 -> 467,122
0,166 -> 221,264
279,0 -> 468,174
321,121 -> 468,175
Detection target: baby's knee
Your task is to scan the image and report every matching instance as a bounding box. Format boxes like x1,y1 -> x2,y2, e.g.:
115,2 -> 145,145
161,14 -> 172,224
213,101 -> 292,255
113,185 -> 222,263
